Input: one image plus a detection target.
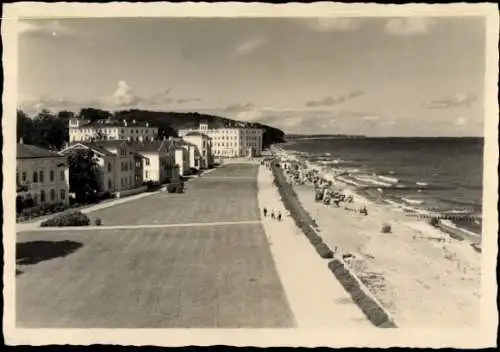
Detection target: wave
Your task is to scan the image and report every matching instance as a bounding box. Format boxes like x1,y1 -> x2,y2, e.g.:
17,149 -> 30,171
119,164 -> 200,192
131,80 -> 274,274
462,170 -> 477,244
378,175 -> 399,184
416,181 -> 428,187
401,197 -> 425,205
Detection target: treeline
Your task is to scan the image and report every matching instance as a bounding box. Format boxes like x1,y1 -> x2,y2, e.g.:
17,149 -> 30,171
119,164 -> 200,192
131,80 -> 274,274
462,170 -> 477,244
17,108 -> 285,150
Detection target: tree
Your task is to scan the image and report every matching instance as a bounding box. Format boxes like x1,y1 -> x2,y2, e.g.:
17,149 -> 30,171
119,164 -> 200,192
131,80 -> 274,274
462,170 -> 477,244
67,149 -> 101,203
78,108 -> 111,122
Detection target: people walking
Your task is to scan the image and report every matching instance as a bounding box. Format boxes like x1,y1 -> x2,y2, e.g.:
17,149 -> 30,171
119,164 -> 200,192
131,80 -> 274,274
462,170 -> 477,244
277,212 -> 282,222
271,211 -> 275,220
263,207 -> 268,217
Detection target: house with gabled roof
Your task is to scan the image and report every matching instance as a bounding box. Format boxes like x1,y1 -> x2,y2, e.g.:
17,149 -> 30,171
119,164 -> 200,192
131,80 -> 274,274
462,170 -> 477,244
60,140 -> 144,194
130,140 -> 179,183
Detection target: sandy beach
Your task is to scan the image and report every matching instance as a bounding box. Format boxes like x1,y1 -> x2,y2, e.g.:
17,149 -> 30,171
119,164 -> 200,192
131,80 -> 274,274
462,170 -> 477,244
273,149 -> 481,327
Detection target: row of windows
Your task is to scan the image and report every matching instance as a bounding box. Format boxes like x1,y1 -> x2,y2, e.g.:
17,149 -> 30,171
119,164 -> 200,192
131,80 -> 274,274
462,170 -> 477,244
121,160 -> 134,172
17,170 -> 65,184
120,176 -> 133,188
33,188 -> 66,204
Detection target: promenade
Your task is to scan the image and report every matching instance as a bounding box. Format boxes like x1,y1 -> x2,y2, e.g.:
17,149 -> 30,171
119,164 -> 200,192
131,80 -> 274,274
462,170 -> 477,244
16,162 -> 371,328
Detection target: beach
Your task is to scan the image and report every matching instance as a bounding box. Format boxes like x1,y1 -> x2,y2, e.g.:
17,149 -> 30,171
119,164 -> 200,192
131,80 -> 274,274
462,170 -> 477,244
272,147 -> 481,327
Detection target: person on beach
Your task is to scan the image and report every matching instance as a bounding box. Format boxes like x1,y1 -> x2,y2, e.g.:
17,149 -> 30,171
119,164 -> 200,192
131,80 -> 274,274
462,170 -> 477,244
263,207 -> 268,217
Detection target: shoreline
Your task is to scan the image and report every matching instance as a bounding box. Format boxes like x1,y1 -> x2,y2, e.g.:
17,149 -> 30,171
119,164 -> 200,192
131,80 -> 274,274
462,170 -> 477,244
269,146 -> 481,327
274,144 -> 482,239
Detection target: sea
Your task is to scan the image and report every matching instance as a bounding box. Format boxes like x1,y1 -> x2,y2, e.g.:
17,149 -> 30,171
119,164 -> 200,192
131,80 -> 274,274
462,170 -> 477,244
281,136 -> 484,235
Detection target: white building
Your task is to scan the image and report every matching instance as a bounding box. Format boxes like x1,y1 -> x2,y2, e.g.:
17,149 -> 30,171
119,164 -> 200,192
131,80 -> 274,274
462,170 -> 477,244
60,140 -> 143,195
131,140 -> 179,184
178,122 -> 263,158
16,143 -> 70,206
69,118 -> 159,143
182,132 -> 213,169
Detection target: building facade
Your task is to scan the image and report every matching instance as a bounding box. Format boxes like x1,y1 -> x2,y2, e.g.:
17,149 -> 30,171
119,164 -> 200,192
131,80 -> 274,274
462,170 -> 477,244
131,140 -> 179,184
182,132 -> 214,169
16,143 -> 70,206
69,118 -> 159,143
60,140 -> 143,195
178,122 -> 264,158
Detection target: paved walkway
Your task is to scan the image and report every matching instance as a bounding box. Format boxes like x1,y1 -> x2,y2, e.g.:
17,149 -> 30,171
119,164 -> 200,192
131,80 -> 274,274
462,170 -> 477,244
16,189 -> 163,232
257,165 -> 373,328
22,220 -> 263,233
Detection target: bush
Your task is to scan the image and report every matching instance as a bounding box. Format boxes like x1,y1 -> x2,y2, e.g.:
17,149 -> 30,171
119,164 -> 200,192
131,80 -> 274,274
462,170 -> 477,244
428,217 -> 440,227
40,211 -> 91,227
381,223 -> 392,233
166,183 -> 177,193
94,217 -> 102,226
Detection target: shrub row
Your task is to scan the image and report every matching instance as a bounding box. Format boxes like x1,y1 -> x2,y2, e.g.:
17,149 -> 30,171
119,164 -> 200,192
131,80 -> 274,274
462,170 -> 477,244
328,259 -> 397,328
271,164 -> 333,259
40,211 -> 91,227
17,202 -> 69,222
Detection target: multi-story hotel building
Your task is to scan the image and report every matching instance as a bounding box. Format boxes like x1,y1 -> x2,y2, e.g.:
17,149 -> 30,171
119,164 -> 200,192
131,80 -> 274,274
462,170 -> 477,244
178,122 -> 263,157
69,118 -> 159,143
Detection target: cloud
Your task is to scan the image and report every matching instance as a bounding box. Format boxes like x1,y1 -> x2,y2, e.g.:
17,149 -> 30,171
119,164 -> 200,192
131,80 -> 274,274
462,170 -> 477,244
148,88 -> 174,106
103,80 -> 140,107
305,90 -> 364,107
223,103 -> 256,112
233,37 -> 265,56
425,93 -> 477,109
305,18 -> 362,32
177,98 -> 202,104
384,18 -> 436,36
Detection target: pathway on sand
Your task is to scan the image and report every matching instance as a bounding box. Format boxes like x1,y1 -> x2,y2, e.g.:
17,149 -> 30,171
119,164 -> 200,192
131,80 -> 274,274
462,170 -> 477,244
257,165 -> 373,328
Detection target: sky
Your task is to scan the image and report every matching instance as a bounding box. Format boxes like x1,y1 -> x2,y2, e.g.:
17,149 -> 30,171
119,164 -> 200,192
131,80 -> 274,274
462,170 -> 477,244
17,17 -> 486,136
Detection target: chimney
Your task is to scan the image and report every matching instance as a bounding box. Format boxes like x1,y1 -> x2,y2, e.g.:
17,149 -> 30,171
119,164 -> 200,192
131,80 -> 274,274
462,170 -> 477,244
133,119 -> 136,124
19,137 -> 23,144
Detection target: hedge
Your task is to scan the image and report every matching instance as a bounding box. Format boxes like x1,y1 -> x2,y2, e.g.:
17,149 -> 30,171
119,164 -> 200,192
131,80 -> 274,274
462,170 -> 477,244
40,211 -> 91,227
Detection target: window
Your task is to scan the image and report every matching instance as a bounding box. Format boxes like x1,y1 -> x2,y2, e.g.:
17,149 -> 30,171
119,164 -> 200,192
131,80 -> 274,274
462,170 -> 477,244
145,171 -> 149,178
124,162 -> 128,171
22,172 -> 27,182
39,171 -> 44,183
33,172 -> 38,183
50,170 -> 54,182
60,170 -> 65,181
146,158 -> 150,166
129,161 -> 132,170
108,162 -> 112,172
50,189 -> 56,201
60,189 -> 66,201
129,176 -> 132,186
108,179 -> 112,190
40,190 -> 46,203
121,162 -> 124,172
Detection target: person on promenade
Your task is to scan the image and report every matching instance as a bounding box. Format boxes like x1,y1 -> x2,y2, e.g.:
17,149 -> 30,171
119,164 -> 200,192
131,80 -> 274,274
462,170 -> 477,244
263,207 -> 268,217
271,211 -> 275,220
277,212 -> 282,222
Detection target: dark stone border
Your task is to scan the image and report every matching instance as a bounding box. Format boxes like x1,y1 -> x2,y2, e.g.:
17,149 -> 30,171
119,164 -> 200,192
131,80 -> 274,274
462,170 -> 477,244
328,258 -> 397,328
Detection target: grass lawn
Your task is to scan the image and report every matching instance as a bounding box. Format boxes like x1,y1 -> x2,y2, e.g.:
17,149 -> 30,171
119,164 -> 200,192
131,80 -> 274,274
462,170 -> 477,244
87,165 -> 260,226
16,224 -> 294,328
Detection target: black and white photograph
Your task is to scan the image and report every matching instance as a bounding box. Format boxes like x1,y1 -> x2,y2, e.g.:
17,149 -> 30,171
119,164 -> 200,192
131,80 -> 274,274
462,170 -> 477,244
2,2 -> 498,348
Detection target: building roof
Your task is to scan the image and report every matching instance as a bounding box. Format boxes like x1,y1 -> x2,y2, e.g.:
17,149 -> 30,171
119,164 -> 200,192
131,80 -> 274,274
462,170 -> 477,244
130,141 -> 166,152
184,131 -> 210,138
65,142 -> 116,156
81,119 -> 156,128
17,144 -> 63,159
